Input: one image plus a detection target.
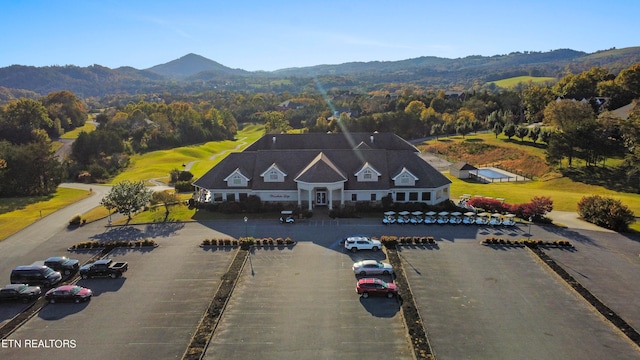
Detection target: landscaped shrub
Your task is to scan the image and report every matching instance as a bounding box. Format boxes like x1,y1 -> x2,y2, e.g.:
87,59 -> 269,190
380,236 -> 398,248
577,195 -> 635,232
69,214 -> 82,226
174,180 -> 194,192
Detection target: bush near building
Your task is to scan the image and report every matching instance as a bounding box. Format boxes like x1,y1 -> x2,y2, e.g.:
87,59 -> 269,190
577,195 -> 635,232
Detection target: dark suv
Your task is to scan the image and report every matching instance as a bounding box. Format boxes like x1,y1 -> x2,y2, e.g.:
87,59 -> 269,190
44,256 -> 80,276
10,265 -> 62,287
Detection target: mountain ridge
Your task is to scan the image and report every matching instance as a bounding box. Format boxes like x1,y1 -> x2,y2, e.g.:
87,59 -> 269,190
0,47 -> 639,100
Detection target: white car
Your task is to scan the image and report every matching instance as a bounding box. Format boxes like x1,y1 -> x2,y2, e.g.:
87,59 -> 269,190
344,236 -> 381,252
352,260 -> 394,276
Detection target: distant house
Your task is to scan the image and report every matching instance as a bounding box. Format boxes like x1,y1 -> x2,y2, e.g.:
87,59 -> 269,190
277,100 -> 304,110
449,162 -> 477,179
445,91 -> 466,101
193,132 -> 452,210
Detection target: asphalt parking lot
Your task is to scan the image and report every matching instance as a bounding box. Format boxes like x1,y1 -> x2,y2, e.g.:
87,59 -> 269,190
204,243 -> 413,360
1,217 -> 640,360
402,240 -> 640,360
2,225 -> 235,360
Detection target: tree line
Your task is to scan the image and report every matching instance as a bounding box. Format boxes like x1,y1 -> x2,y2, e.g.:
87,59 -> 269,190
1,62 -> 639,197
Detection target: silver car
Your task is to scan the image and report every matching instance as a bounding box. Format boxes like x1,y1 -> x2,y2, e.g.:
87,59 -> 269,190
352,260 -> 393,276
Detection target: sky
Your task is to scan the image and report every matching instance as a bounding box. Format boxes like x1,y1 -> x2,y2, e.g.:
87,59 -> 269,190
1,0 -> 638,72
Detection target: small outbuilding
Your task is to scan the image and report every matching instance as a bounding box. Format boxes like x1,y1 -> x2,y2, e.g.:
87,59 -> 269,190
450,161 -> 477,179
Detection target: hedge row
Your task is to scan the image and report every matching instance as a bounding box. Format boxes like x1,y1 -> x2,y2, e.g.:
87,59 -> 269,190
69,239 -> 157,249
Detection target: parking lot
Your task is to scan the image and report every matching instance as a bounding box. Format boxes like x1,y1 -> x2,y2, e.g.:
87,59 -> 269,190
2,227 -> 235,360
205,243 -> 413,360
1,218 -> 640,360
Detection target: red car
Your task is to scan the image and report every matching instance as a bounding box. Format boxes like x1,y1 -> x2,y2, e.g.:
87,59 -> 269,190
356,278 -> 398,298
45,285 -> 92,304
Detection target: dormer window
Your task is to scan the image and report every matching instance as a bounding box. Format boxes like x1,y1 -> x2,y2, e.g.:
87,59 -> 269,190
392,167 -> 418,187
224,168 -> 250,187
261,163 -> 287,183
355,162 -> 381,182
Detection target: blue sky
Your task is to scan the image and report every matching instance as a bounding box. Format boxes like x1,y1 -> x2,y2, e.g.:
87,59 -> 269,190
1,0 -> 638,71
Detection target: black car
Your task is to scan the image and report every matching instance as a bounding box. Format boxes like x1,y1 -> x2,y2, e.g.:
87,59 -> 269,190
0,284 -> 41,302
44,256 -> 80,276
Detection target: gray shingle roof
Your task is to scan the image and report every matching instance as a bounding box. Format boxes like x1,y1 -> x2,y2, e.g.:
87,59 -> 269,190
193,133 -> 451,191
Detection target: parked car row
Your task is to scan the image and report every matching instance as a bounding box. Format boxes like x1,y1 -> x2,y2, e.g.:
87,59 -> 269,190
2,256 -> 128,305
344,235 -> 398,299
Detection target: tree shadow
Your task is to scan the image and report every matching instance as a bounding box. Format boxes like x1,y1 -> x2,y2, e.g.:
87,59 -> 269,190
561,166 -> 639,193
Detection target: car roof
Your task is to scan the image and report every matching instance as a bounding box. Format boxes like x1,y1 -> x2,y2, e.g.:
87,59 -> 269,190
358,278 -> 384,285
13,265 -> 48,271
356,259 -> 381,266
53,285 -> 77,291
2,284 -> 29,290
45,256 -> 67,262
94,259 -> 112,265
346,235 -> 370,241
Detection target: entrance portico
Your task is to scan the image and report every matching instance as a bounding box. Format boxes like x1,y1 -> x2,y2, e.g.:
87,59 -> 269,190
296,182 -> 345,210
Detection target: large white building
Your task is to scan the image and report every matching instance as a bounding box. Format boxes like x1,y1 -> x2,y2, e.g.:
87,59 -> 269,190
192,132 -> 451,210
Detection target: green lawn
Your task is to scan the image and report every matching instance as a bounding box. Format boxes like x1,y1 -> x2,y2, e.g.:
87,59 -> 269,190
489,75 -> 556,89
110,124 -> 264,184
59,122 -> 96,139
0,188 -> 93,241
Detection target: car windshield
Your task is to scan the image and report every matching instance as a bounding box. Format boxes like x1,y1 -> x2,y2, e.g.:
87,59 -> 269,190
43,268 -> 55,276
18,285 -> 27,292
70,286 -> 81,295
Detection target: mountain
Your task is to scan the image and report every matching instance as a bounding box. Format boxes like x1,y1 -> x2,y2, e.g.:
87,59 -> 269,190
0,48 -> 639,100
145,53 -> 249,79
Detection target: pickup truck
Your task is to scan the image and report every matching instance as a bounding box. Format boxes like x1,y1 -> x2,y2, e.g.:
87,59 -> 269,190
79,259 -> 128,279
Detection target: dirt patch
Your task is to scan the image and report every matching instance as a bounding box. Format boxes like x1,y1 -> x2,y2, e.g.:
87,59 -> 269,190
182,248 -> 248,360
421,141 -> 549,178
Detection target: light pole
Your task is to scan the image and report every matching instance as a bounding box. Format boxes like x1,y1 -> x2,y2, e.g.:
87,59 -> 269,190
528,217 -> 532,240
243,216 -> 248,238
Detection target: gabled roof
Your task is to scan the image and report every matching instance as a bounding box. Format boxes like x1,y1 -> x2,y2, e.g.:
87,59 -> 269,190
354,141 -> 372,150
223,168 -> 251,181
295,152 -> 347,183
392,167 -> 419,181
451,161 -> 477,171
193,133 -> 451,192
260,163 -> 287,177
354,162 -> 382,176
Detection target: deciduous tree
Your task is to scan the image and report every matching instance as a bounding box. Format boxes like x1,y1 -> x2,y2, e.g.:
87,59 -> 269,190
101,180 -> 153,221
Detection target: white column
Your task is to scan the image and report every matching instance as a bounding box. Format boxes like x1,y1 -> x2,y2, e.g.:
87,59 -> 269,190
340,186 -> 344,206
308,188 -> 312,211
328,188 -> 333,210
297,188 -> 301,207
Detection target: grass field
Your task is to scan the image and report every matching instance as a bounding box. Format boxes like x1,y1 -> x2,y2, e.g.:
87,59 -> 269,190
0,188 -> 93,240
59,122 -> 96,139
109,124 -> 264,184
490,76 -> 556,89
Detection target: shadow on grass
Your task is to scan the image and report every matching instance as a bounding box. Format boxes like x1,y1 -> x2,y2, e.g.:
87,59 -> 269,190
0,194 -> 54,215
561,166 -> 639,193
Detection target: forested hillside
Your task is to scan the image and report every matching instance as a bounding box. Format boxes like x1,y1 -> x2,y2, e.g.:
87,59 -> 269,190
0,47 -> 639,100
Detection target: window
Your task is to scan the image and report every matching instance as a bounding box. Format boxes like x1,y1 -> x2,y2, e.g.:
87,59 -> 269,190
409,192 -> 418,201
364,170 -> 372,180
400,174 -> 410,185
269,170 -> 278,180
371,194 -> 376,201
239,193 -> 248,201
351,194 -> 357,201
233,175 -> 242,185
422,192 -> 431,201
226,193 -> 236,202
396,192 -> 406,201
214,193 -> 223,202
